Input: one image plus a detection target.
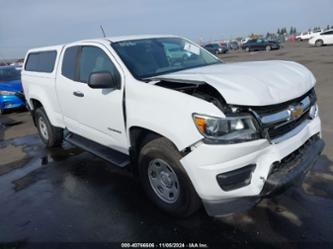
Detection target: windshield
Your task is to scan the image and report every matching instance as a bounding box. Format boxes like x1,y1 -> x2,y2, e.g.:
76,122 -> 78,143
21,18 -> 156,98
0,67 -> 21,82
112,37 -> 221,79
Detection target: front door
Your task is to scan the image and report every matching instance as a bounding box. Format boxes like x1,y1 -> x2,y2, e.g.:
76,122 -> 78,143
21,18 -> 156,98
57,44 -> 128,153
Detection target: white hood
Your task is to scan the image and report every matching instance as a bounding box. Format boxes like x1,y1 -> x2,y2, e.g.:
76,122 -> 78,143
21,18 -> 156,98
157,60 -> 315,106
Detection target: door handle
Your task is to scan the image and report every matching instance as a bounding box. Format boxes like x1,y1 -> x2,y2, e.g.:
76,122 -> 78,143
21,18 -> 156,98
73,91 -> 84,97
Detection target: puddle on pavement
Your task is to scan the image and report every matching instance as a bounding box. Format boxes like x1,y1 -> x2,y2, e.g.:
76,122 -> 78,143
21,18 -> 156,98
0,157 -> 31,176
0,121 -> 23,128
9,143 -> 84,191
0,144 -> 30,175
12,166 -> 47,191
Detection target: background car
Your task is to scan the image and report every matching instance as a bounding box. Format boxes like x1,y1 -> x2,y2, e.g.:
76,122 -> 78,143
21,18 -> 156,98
309,29 -> 333,47
203,43 -> 228,54
241,39 -> 280,52
296,32 -> 312,41
297,29 -> 323,41
227,41 -> 240,50
0,66 -> 25,114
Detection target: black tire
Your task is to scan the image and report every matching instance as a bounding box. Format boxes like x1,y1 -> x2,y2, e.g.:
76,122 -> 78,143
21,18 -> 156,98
138,137 -> 201,217
35,107 -> 63,147
315,39 -> 323,47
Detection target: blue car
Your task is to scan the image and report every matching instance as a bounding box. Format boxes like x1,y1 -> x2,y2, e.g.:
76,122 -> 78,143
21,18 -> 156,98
0,66 -> 25,114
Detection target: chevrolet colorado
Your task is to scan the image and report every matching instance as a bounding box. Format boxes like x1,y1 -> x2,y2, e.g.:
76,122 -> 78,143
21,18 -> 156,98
21,35 -> 324,217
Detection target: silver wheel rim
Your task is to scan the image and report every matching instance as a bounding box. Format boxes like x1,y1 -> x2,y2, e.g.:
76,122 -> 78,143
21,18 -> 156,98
38,116 -> 49,140
148,159 -> 180,204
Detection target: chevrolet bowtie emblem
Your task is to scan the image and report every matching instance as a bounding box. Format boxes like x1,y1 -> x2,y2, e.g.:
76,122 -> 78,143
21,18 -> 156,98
289,105 -> 304,120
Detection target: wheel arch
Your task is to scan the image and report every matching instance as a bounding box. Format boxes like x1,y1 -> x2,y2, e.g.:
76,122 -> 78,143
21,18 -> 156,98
27,93 -> 64,128
128,126 -> 183,174
29,98 -> 43,125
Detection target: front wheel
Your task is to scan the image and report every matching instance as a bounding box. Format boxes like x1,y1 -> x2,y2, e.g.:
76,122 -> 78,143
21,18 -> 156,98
138,137 -> 201,217
245,47 -> 250,52
265,45 -> 272,52
35,107 -> 63,147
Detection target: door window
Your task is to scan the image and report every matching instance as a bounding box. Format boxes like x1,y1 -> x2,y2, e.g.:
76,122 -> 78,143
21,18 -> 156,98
62,46 -> 80,80
78,46 -> 120,83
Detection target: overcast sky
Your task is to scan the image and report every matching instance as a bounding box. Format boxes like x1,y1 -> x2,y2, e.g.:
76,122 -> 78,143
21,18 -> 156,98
1,0 -> 333,58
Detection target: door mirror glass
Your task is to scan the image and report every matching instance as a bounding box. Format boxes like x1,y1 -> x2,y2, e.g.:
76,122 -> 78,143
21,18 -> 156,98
88,71 -> 119,89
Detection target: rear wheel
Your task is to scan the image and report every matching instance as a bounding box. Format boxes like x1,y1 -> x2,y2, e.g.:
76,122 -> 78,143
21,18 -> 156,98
315,39 -> 323,47
138,137 -> 201,217
35,107 -> 63,147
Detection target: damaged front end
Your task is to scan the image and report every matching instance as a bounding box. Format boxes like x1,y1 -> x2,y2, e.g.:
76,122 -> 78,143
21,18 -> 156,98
152,77 -> 230,113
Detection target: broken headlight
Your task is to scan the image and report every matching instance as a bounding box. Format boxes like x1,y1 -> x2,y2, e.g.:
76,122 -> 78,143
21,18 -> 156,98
193,113 -> 261,144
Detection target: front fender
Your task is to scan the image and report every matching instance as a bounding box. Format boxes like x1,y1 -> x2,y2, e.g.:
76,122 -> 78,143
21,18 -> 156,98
126,80 -> 224,151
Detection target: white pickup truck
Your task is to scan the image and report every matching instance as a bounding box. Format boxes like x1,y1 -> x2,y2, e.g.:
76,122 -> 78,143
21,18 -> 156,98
22,35 -> 324,217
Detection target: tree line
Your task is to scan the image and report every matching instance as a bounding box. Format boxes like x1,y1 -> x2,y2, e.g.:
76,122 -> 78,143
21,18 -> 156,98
276,25 -> 333,36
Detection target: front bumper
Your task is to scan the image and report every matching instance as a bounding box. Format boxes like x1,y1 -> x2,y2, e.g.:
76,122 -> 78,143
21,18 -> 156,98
0,94 -> 25,110
203,136 -> 324,216
180,116 -> 323,216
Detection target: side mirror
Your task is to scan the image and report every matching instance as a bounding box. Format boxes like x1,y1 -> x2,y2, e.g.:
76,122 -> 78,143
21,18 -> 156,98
88,71 -> 120,89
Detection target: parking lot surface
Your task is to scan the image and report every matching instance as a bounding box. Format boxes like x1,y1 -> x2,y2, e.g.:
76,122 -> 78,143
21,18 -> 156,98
0,42 -> 333,248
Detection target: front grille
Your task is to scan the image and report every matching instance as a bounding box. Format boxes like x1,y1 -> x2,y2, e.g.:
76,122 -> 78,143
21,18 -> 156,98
267,109 -> 310,139
249,88 -> 316,141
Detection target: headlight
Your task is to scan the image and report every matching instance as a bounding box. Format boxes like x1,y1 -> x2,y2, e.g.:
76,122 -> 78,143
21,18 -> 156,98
0,90 -> 16,96
193,113 -> 260,144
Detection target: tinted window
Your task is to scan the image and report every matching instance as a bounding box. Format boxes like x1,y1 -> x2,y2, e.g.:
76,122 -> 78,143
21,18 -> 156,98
62,46 -> 79,80
25,51 -> 57,72
78,46 -> 119,83
322,31 -> 333,35
0,67 -> 21,82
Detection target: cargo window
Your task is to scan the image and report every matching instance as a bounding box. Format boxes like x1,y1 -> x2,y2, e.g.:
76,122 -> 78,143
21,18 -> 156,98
62,46 -> 80,80
25,51 -> 57,73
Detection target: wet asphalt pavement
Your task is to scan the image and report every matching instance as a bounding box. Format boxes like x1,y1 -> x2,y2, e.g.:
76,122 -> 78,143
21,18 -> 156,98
1,43 -> 333,248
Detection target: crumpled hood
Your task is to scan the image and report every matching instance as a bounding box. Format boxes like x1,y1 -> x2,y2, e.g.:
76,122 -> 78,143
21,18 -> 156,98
0,79 -> 23,92
157,60 -> 315,106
